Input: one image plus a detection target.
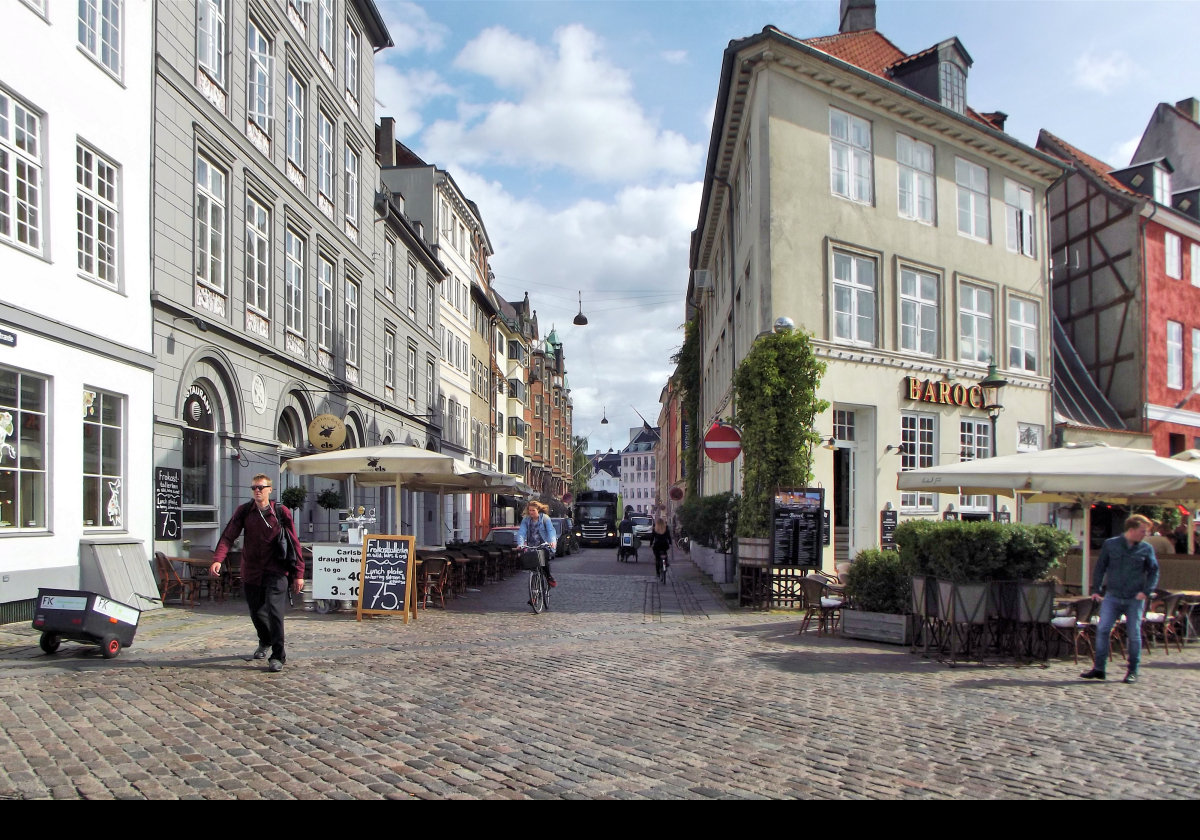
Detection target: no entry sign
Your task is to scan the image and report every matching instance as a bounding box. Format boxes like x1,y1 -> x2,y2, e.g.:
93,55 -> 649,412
704,423 -> 742,463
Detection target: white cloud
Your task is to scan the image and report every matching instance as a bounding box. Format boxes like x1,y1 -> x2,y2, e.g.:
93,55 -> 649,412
661,49 -> 688,65
424,24 -> 704,183
451,171 -> 700,435
377,1 -> 449,54
373,65 -> 454,135
1109,133 -> 1142,168
1072,49 -> 1140,94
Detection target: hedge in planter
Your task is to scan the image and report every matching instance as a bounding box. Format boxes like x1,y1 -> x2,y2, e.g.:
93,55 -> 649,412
843,549 -> 914,614
892,520 -> 1075,582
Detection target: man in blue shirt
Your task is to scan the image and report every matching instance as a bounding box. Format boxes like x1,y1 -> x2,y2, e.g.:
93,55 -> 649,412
1081,513 -> 1160,684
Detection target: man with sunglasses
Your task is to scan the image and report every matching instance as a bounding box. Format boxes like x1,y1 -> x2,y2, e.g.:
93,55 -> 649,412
209,474 -> 305,672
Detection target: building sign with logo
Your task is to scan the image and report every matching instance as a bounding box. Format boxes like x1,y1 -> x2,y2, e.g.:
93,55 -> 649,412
308,413 -> 347,450
905,376 -> 984,409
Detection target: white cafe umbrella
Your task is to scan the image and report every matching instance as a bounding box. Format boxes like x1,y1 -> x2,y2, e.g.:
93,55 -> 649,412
897,443 -> 1200,591
281,444 -> 456,535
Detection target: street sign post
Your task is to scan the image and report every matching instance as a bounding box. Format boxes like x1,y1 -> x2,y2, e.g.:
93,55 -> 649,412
703,423 -> 742,463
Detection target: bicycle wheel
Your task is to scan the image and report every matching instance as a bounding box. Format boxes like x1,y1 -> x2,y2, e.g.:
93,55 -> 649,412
529,570 -> 545,614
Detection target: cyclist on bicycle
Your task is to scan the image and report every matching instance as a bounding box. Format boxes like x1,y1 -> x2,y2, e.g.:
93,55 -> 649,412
650,517 -> 672,578
516,500 -> 558,587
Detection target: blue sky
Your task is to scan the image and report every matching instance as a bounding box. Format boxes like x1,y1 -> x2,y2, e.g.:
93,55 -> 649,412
372,0 -> 1200,453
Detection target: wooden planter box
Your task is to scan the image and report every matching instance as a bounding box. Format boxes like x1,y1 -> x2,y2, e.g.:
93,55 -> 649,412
841,609 -> 914,645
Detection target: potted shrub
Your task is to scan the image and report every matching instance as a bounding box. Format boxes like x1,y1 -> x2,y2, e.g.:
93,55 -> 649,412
316,488 -> 344,542
841,548 -> 916,645
279,485 -> 308,511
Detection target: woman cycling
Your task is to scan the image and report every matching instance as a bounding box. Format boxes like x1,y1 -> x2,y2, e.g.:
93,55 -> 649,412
516,500 -> 558,587
650,517 -> 672,579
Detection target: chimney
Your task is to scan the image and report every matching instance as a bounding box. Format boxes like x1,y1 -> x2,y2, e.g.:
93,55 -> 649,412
1176,98 -> 1200,123
377,117 -> 396,168
839,0 -> 876,33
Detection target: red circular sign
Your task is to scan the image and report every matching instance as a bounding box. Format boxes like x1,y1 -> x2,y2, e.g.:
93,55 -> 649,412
669,487 -> 684,501
562,492 -> 574,505
704,423 -> 742,463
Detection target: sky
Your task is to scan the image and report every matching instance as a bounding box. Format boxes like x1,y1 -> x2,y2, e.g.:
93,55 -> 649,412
371,0 -> 1200,455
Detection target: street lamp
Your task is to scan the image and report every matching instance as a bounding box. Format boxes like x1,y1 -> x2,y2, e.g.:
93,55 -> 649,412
980,361 -> 1008,520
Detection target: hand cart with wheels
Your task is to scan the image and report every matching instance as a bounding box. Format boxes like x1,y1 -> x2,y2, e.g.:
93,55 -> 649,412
32,588 -> 141,659
617,532 -> 640,563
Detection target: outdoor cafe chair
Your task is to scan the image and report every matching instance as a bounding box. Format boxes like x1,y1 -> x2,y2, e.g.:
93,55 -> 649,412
798,576 -> 843,636
418,557 -> 452,609
1142,593 -> 1185,655
1050,597 -> 1097,664
154,551 -> 199,607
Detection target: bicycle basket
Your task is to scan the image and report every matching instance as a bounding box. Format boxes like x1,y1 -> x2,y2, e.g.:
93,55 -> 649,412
519,547 -> 546,570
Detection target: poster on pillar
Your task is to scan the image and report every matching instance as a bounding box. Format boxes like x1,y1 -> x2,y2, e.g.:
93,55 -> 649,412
770,488 -> 824,567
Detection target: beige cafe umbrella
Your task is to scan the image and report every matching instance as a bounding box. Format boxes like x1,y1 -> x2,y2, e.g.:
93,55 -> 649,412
897,442 -> 1200,592
281,444 -> 456,534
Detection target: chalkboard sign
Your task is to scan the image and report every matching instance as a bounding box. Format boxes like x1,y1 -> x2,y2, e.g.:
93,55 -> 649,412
771,488 -> 824,567
880,508 -> 898,550
154,467 -> 182,540
356,534 -> 416,623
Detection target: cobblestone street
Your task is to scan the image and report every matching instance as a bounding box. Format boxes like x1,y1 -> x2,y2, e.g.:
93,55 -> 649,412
1,548 -> 1198,799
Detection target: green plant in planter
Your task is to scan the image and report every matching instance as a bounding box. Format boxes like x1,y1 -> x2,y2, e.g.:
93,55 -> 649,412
731,327 -> 829,537
316,488 -> 344,540
894,519 -> 1077,582
843,549 -> 915,614
677,492 -> 738,552
279,485 -> 308,510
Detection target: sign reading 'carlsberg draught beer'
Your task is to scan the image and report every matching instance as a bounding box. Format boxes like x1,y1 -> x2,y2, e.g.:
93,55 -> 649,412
904,376 -> 985,409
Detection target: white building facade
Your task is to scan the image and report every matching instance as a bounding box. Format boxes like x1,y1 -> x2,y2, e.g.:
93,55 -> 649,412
0,0 -> 156,616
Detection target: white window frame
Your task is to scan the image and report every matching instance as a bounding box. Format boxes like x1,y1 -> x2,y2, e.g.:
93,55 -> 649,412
830,108 -> 872,204
344,144 -> 359,227
959,281 -> 993,365
344,277 -> 359,366
344,22 -> 359,103
317,0 -> 335,69
194,153 -> 226,292
1155,168 -> 1172,205
0,367 -> 48,531
1192,328 -> 1200,391
940,62 -> 966,114
1192,243 -> 1200,287
956,157 -> 989,241
426,282 -> 435,330
82,387 -> 125,529
383,237 -> 395,299
76,141 -> 120,288
1166,231 -> 1182,279
244,193 -> 270,315
79,0 -> 122,77
900,266 -> 938,356
246,20 -> 272,133
1004,179 -> 1036,257
407,260 -> 417,312
832,249 -> 876,346
284,228 -> 304,334
1168,320 -> 1183,390
426,358 -> 435,409
286,70 -> 305,169
317,255 -> 334,350
317,110 -> 334,200
1007,296 -> 1039,374
384,327 -> 395,388
959,419 -> 991,512
407,345 -> 417,400
0,90 -> 44,253
897,134 -> 934,224
197,0 -> 226,88
900,412 -> 937,511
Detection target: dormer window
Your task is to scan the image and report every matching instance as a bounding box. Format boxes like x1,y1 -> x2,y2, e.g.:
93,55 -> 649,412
940,62 -> 966,114
1154,168 -> 1172,205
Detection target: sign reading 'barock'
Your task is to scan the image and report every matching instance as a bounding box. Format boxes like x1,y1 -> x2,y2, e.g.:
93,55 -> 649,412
904,376 -> 985,409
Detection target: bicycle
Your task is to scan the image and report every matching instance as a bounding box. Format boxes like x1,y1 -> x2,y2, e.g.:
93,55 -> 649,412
520,543 -> 552,614
654,545 -> 670,585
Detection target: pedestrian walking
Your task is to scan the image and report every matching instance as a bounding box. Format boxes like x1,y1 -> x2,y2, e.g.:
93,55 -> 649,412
1080,513 -> 1160,684
209,474 -> 305,673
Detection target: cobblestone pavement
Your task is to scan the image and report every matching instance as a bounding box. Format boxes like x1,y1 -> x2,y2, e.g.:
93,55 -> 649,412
1,547 -> 1199,799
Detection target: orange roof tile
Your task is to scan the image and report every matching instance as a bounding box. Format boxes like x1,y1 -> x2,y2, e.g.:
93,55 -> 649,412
1036,129 -> 1136,197
801,29 -> 907,77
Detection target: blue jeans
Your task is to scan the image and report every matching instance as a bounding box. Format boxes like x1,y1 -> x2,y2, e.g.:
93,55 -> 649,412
1093,595 -> 1145,673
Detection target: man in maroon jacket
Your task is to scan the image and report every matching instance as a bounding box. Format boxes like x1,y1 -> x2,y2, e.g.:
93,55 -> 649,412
210,474 -> 305,672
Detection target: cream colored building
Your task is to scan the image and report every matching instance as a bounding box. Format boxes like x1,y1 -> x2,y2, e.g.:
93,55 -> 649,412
689,9 -> 1064,570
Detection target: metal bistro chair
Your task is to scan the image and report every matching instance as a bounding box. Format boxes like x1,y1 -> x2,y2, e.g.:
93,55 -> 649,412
154,551 -> 198,607
1050,597 -> 1099,664
1143,593 -> 1186,655
798,576 -> 844,637
418,557 -> 452,609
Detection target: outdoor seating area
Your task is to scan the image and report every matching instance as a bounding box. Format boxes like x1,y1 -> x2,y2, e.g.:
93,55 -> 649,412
413,540 -> 522,609
154,549 -> 239,606
910,576 -> 1200,665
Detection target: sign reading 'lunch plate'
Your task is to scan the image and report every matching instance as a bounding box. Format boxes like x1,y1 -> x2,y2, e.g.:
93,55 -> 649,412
356,534 -> 416,624
704,423 -> 742,463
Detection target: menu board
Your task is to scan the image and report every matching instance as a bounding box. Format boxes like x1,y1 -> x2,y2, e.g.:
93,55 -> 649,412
154,467 -> 182,540
356,534 -> 416,623
880,509 -> 898,550
771,488 -> 824,567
